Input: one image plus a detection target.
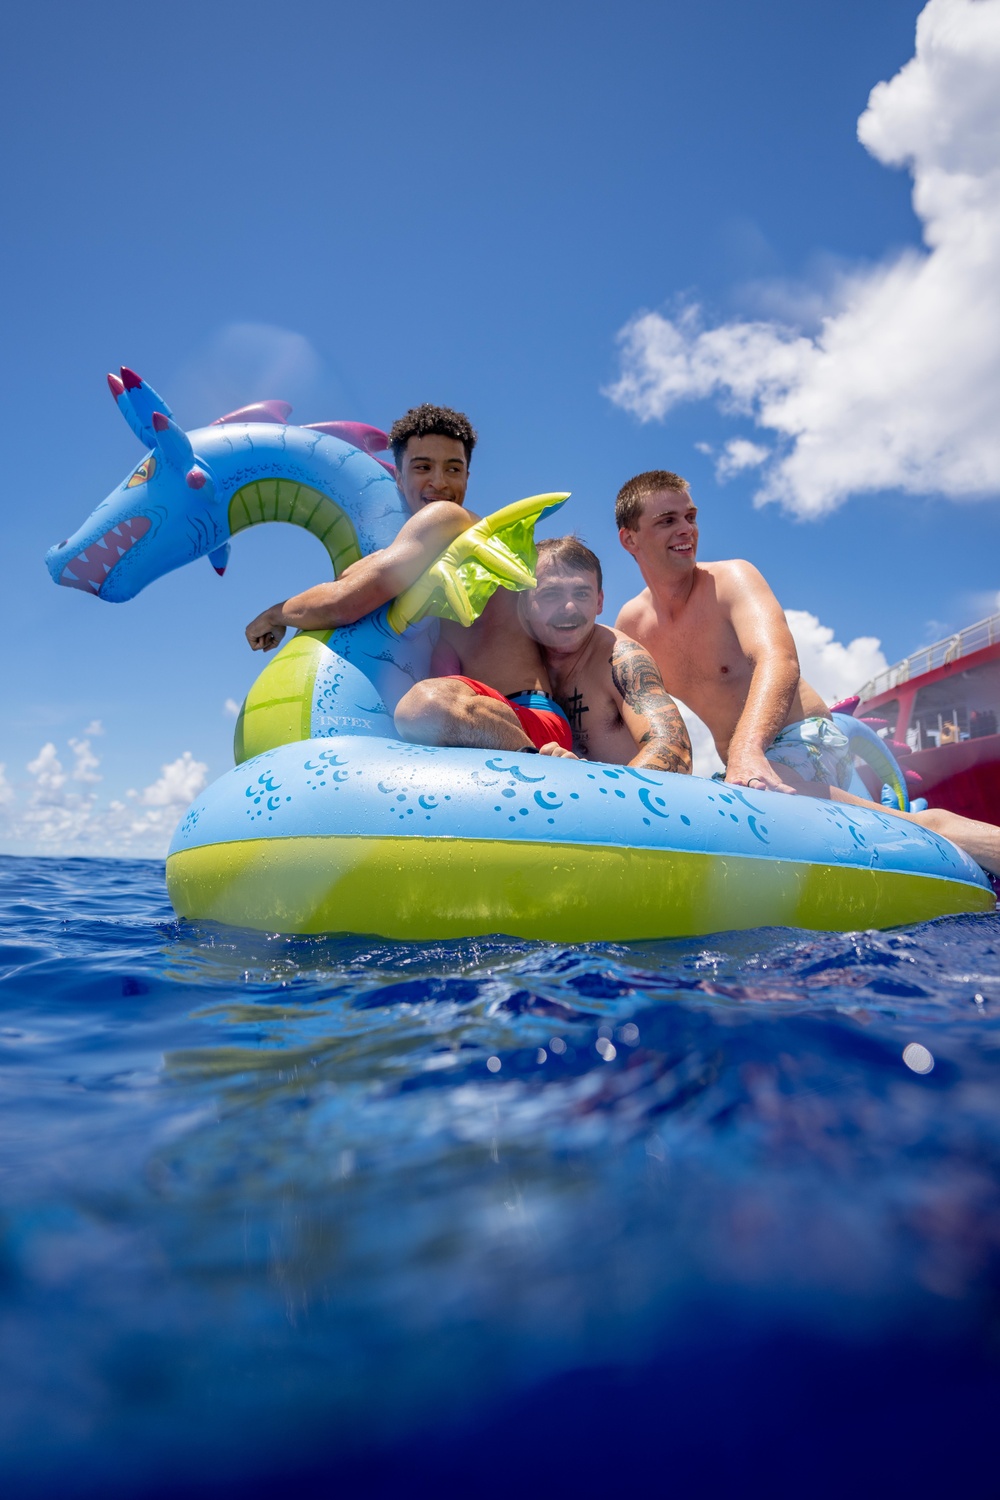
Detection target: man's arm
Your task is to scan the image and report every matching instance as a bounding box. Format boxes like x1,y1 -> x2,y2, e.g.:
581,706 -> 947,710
717,562 -> 799,793
245,502 -> 475,651
611,639 -> 692,773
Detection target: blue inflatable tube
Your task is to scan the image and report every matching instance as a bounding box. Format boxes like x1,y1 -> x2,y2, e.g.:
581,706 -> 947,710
165,736 -> 994,940
832,712 -> 910,811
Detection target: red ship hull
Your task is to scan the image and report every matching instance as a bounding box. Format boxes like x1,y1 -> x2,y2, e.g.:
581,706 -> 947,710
860,633 -> 1000,827
904,734 -> 1000,823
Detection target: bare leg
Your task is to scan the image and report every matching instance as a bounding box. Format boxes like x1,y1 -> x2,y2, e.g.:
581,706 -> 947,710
771,767 -> 1000,876
395,679 -> 534,751
905,805 -> 1000,878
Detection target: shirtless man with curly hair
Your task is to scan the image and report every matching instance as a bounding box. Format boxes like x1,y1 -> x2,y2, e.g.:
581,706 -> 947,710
244,403 -> 571,753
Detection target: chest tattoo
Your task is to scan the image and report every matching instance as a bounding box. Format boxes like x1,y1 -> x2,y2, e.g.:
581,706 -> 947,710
563,688 -> 589,734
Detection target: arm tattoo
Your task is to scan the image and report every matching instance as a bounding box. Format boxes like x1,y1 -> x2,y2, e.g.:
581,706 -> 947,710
611,640 -> 692,774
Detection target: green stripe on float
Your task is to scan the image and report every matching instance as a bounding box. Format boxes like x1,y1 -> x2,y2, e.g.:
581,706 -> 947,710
224,478 -> 373,762
227,481 -> 363,573
166,835 -> 996,941
235,632 -> 331,761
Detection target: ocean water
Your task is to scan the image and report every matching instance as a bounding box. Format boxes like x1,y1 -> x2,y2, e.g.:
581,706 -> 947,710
2,853 -> 1000,1498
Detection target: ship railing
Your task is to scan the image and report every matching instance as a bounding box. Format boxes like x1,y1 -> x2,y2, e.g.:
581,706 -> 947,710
857,610 -> 1000,702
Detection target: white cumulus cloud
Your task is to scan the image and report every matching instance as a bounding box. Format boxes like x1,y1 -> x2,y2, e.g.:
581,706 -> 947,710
26,743 -> 67,802
785,610 -> 889,705
223,697 -> 241,718
714,438 -> 771,482
68,737 -> 102,784
605,0 -> 1000,517
131,751 -> 208,809
1,734 -> 208,859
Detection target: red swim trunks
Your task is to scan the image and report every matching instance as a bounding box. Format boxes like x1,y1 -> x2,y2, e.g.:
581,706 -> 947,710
447,677 -> 573,752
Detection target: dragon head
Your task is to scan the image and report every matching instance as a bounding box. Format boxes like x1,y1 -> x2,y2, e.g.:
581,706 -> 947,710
45,368 -> 229,602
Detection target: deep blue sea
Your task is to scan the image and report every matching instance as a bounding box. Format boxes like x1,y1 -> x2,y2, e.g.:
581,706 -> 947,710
2,854 -> 1000,1498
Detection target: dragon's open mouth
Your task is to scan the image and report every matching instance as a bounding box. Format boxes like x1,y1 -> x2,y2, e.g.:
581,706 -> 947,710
59,516 -> 151,594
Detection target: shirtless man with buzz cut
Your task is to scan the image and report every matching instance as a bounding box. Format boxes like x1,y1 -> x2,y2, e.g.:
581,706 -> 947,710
518,536 -> 692,773
245,403 -> 571,754
613,468 -> 1000,875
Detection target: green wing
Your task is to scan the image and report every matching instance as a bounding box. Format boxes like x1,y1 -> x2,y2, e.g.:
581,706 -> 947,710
387,491 -> 570,633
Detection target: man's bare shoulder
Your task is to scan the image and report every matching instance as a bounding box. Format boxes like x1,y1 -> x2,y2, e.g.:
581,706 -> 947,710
584,622 -> 621,663
699,558 -> 771,596
401,501 -> 478,549
614,588 -> 653,633
605,628 -> 666,675
606,624 -> 644,650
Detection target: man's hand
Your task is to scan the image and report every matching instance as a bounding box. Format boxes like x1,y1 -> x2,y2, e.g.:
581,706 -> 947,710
539,742 -> 578,758
246,605 -> 288,652
724,750 -> 796,795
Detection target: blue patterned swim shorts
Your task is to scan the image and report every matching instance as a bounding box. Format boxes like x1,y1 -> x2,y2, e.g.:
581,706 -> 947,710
763,716 -> 854,790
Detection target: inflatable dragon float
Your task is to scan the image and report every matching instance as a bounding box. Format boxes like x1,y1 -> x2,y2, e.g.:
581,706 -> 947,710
45,368 -> 994,940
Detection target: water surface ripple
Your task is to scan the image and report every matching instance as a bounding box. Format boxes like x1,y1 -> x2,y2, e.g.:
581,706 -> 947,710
2,855 -> 999,1496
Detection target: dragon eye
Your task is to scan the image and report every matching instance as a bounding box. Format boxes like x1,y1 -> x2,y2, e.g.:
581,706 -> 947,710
126,456 -> 156,488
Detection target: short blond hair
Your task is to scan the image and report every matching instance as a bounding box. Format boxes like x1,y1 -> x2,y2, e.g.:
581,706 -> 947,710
615,470 -> 690,531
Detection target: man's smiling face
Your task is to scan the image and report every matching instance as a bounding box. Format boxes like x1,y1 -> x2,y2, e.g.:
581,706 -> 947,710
397,434 -> 469,514
520,560 -> 603,653
619,489 -> 699,571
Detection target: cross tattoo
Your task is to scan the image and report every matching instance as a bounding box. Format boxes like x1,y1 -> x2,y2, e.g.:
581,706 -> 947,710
564,689 -> 589,733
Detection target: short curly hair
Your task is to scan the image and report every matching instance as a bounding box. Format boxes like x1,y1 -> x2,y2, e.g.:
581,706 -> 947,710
388,404 -> 478,467
615,470 -> 690,531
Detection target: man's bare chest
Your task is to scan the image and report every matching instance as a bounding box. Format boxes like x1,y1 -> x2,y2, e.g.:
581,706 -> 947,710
440,602 -> 548,693
639,612 -> 746,694
551,669 -> 623,755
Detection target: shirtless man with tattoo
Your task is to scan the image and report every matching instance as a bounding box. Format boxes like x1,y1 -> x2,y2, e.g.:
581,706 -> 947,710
245,404 -> 571,754
518,537 -> 692,773
614,469 -> 1000,875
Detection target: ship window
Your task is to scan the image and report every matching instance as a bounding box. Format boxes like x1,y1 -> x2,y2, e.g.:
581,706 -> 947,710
909,658 -> 1000,750
861,699 -> 899,740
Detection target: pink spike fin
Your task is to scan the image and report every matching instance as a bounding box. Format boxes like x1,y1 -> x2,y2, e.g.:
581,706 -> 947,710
210,400 -> 292,426
904,769 -> 923,785
152,411 -> 169,433
120,366 -> 143,391
829,695 -> 860,716
186,468 -> 207,489
107,373 -> 125,398
304,421 -> 390,455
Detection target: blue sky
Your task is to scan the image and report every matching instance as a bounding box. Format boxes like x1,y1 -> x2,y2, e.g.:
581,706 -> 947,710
2,0 -> 998,853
